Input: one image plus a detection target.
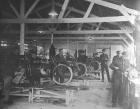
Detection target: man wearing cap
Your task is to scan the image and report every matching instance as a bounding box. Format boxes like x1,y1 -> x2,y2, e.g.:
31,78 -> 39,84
99,48 -> 110,82
110,50 -> 123,107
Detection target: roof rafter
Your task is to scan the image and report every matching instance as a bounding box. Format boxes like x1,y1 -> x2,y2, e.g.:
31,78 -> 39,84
86,0 -> 135,24
55,2 -> 117,30
3,30 -> 132,34
96,23 -> 102,30
59,0 -> 69,18
25,36 -> 122,40
78,2 -> 95,30
64,9 -> 71,17
119,5 -> 135,25
121,5 -> 140,16
0,16 -> 129,23
84,2 -> 94,18
36,11 -> 42,18
121,37 -> 129,46
86,0 -> 121,11
86,0 -> 136,43
25,0 -> 40,18
119,23 -> 134,42
35,3 -> 51,12
20,0 -> 25,17
9,2 -> 20,17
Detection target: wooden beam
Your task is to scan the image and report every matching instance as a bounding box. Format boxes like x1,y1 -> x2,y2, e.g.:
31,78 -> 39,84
20,0 -> 25,17
9,2 -> 20,17
20,0 -> 25,55
56,2 -> 96,17
64,9 -> 71,17
96,23 -> 102,30
121,37 -> 129,46
55,2 -> 115,30
84,2 -> 94,18
58,0 -> 69,18
125,33 -> 134,42
0,16 -> 129,23
121,5 -> 140,16
25,36 -> 122,40
25,0 -> 40,18
119,23 -> 134,42
35,3 -> 51,11
86,0 -> 121,11
36,11 -> 42,18
87,0 -> 140,20
20,23 -> 25,55
56,2 -> 96,18
55,2 -> 125,30
77,2 -> 95,30
119,35 -> 131,46
119,5 -> 135,25
4,30 -> 133,34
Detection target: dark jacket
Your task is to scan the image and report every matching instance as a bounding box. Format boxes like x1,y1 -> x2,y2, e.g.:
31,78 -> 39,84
110,55 -> 123,71
110,55 -> 130,73
77,55 -> 87,64
0,51 -> 19,78
99,53 -> 109,65
55,54 -> 67,65
110,55 -> 123,80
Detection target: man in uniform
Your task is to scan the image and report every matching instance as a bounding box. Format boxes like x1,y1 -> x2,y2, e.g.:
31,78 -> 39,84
110,51 -> 130,107
110,50 -> 122,107
100,48 -> 110,82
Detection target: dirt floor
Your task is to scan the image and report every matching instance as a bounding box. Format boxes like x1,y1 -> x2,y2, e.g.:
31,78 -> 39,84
3,78 -> 122,109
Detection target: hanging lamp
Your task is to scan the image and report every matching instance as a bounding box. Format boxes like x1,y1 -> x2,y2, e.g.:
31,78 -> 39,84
48,0 -> 58,18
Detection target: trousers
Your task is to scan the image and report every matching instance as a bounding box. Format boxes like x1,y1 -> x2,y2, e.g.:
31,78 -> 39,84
101,63 -> 110,82
112,71 -> 123,105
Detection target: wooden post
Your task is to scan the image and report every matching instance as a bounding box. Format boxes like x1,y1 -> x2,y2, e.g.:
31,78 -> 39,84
51,33 -> 54,44
20,0 -> 25,55
31,88 -> 34,103
20,23 -> 25,55
29,89 -> 32,103
76,41 -> 78,58
66,90 -> 70,105
67,35 -> 69,50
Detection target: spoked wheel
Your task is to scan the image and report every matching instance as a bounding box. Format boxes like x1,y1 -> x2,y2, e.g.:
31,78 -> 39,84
77,63 -> 87,77
87,61 -> 100,74
53,64 -> 73,85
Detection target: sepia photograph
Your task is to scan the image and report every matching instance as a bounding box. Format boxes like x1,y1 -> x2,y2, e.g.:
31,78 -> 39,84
0,0 -> 140,109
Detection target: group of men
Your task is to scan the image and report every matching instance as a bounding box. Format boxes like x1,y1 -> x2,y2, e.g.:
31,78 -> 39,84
0,46 -> 130,108
99,48 -> 130,107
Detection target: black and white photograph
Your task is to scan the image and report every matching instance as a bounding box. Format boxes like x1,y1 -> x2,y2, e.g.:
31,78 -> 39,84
0,0 -> 140,109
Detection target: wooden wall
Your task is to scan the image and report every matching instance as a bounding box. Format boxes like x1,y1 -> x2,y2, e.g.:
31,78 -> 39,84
41,40 -> 124,61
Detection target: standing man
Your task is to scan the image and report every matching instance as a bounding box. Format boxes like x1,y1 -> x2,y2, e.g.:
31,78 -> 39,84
0,47 -> 19,107
120,51 -> 130,106
110,50 -> 123,107
110,51 -> 130,107
55,49 -> 67,83
77,51 -> 87,64
99,48 -> 110,82
49,44 -> 56,80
